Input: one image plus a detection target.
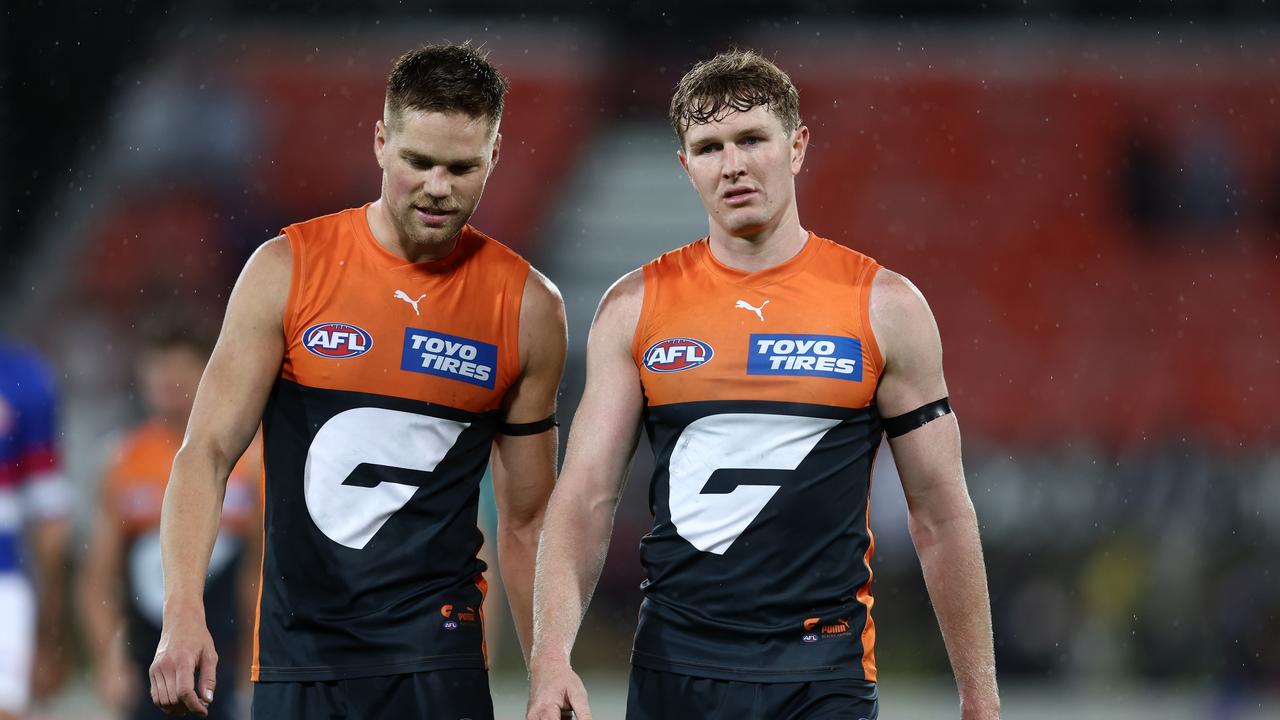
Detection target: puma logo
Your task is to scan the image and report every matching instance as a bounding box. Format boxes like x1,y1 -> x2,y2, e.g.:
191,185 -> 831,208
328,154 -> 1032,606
735,299 -> 770,321
394,290 -> 427,316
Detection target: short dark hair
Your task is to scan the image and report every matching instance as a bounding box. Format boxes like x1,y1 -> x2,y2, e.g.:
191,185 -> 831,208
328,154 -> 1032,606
385,43 -> 509,129
670,49 -> 801,144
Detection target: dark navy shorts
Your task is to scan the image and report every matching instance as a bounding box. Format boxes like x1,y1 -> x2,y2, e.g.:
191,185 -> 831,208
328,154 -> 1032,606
626,665 -> 878,720
252,668 -> 493,720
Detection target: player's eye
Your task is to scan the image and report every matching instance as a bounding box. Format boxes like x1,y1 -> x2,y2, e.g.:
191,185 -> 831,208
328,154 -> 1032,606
449,164 -> 478,175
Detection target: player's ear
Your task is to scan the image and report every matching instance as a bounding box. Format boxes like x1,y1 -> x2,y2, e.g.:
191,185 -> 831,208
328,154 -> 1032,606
490,131 -> 501,169
374,119 -> 389,170
677,148 -> 692,184
790,125 -> 809,175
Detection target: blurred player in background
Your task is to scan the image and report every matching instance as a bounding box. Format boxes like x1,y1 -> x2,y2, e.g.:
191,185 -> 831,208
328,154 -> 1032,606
529,50 -> 999,719
0,337 -> 72,720
80,324 -> 260,720
148,43 -> 566,719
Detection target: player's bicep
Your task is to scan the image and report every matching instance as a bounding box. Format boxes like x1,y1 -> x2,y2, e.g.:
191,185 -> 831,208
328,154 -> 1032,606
491,270 -> 566,524
502,269 -> 568,424
870,269 -> 970,515
182,236 -> 291,467
870,269 -> 948,418
558,271 -> 646,500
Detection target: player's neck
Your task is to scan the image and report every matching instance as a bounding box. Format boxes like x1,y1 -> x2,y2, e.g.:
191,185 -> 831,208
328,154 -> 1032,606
706,208 -> 808,273
366,200 -> 459,263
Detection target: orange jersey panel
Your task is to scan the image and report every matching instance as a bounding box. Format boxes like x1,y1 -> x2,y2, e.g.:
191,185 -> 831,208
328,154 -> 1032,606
633,234 -> 883,408
103,421 -> 258,537
280,205 -> 528,411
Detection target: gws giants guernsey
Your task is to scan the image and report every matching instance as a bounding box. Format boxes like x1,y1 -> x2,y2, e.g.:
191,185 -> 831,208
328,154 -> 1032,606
254,205 -> 529,681
102,423 -> 258,668
630,233 -> 885,683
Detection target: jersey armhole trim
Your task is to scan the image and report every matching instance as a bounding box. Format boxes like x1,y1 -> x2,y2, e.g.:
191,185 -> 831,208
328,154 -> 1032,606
859,263 -> 885,381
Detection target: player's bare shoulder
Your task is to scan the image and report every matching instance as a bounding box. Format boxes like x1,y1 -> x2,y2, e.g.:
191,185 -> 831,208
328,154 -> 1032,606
596,268 -> 644,328
237,235 -> 292,291
868,267 -> 941,366
518,267 -> 568,373
521,267 -> 566,327
225,235 -> 292,332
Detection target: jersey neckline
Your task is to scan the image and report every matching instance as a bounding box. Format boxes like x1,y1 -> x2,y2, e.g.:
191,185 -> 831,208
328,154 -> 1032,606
696,231 -> 820,289
349,202 -> 477,273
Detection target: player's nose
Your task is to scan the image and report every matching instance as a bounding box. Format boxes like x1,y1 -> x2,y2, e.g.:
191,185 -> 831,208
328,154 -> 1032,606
423,166 -> 451,199
721,145 -> 747,179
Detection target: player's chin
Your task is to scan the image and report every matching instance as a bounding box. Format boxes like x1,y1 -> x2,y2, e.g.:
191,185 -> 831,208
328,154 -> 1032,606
411,219 -> 463,246
722,215 -> 768,237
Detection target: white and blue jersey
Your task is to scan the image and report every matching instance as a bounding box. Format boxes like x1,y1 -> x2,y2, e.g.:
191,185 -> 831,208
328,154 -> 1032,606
0,339 -> 67,576
0,338 -> 68,712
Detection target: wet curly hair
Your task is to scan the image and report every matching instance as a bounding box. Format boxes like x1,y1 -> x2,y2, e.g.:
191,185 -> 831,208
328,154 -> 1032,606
669,49 -> 801,144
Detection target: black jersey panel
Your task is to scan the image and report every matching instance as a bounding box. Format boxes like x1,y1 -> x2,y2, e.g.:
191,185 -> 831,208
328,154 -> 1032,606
633,399 -> 881,681
256,378 -> 497,680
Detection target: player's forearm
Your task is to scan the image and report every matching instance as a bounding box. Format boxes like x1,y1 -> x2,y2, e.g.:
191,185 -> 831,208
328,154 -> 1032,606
160,445 -> 232,618
78,566 -> 123,664
530,487 -> 619,666
31,518 -> 70,642
497,518 -> 542,664
909,502 -> 999,715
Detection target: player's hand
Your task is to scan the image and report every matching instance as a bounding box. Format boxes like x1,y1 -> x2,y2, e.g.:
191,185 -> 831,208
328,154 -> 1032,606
527,658 -> 592,720
149,606 -> 218,716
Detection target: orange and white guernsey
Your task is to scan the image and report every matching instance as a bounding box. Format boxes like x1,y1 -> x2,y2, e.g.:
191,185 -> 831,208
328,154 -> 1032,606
253,205 -> 529,681
629,232 -> 885,683
102,423 -> 258,669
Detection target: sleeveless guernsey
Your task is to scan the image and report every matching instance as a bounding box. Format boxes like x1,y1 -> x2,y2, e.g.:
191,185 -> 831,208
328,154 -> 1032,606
253,205 -> 529,681
630,233 -> 885,683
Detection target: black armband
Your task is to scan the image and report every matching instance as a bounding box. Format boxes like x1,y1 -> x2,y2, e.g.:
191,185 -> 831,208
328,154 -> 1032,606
882,397 -> 952,438
499,414 -> 559,436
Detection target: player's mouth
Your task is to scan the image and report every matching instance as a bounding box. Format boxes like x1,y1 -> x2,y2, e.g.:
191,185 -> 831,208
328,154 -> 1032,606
414,205 -> 457,226
722,186 -> 758,206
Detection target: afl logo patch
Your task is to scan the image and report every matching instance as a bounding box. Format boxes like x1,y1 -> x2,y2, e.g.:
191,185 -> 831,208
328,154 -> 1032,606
303,322 -> 373,359
643,337 -> 713,373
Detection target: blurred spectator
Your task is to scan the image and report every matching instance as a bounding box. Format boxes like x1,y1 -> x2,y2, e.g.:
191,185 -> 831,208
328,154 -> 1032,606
78,322 -> 260,720
0,337 -> 72,717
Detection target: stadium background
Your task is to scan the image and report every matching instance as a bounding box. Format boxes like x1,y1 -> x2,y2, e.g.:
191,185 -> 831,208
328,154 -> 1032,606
1,1 -> 1277,718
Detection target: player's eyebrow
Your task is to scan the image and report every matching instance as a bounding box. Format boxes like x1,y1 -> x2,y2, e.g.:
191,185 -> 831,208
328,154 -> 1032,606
688,124 -> 772,150
399,149 -> 482,166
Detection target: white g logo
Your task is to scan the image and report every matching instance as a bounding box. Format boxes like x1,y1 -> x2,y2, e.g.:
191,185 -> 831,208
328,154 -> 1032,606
304,407 -> 470,549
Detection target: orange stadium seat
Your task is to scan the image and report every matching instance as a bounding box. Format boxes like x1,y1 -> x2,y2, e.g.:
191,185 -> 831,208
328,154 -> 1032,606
788,55 -> 1280,448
